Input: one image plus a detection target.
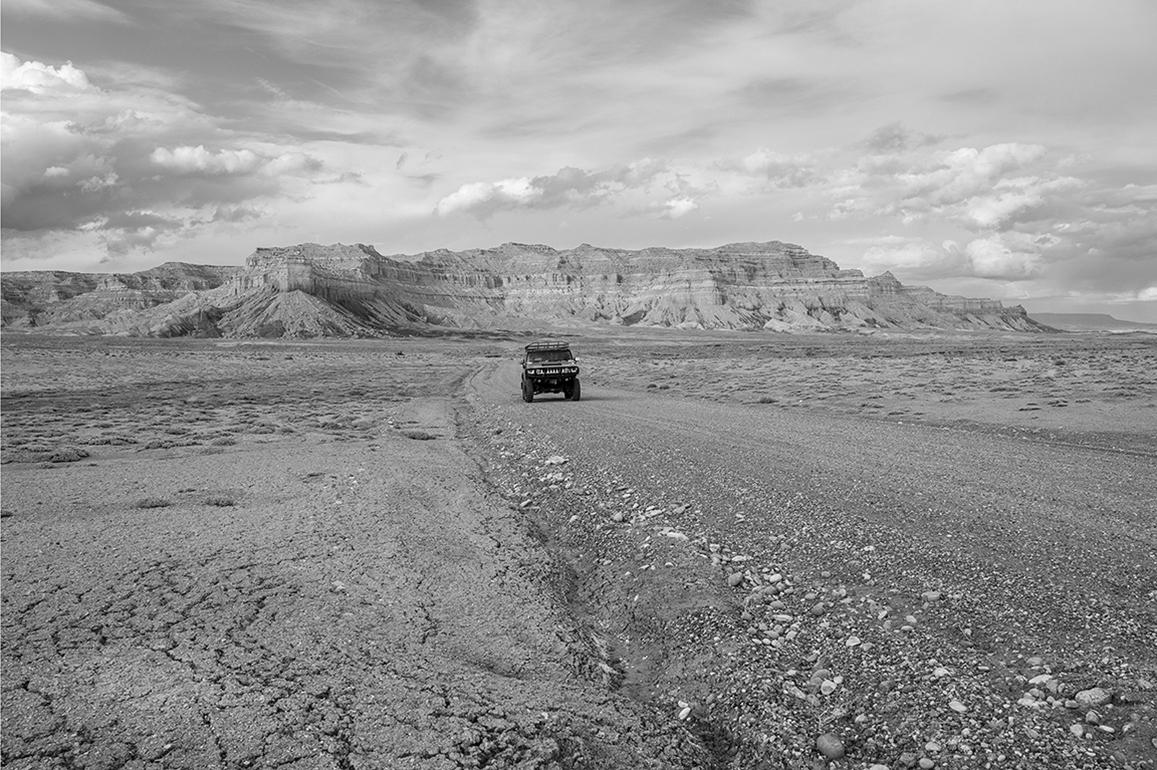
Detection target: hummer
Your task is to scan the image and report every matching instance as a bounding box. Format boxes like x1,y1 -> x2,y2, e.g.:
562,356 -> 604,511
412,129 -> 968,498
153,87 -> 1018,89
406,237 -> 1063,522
520,341 -> 581,402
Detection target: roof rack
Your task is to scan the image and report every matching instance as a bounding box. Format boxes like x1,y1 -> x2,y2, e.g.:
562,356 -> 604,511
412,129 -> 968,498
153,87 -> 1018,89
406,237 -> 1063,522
525,340 -> 571,351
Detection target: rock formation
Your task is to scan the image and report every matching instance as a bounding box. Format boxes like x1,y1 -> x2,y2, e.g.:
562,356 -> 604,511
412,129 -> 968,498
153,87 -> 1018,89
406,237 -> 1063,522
0,241 -> 1051,337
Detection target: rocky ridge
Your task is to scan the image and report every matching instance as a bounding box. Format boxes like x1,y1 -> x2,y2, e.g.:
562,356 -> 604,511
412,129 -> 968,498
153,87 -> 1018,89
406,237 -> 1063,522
0,241 -> 1050,336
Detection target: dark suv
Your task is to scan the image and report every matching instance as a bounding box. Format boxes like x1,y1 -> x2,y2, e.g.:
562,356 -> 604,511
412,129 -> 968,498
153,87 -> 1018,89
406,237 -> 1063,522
521,341 -> 581,402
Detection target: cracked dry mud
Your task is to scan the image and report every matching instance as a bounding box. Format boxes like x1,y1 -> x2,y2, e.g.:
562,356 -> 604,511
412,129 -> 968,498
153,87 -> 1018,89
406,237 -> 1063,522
2,333 -> 1156,769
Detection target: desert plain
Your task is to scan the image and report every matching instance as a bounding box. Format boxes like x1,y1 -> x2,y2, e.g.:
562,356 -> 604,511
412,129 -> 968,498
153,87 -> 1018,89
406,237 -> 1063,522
1,329 -> 1155,769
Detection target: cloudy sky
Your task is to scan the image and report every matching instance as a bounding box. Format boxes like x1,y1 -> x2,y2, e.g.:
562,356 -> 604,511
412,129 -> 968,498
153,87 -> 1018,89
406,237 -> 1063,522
3,0 -> 1156,319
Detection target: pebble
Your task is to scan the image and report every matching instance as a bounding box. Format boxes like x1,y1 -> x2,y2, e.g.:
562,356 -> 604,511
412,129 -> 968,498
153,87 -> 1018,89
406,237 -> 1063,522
815,732 -> 845,760
727,572 -> 744,587
948,699 -> 968,713
1070,723 -> 1084,738
921,590 -> 942,602
820,679 -> 838,696
810,602 -> 826,616
845,635 -> 861,647
919,759 -> 935,769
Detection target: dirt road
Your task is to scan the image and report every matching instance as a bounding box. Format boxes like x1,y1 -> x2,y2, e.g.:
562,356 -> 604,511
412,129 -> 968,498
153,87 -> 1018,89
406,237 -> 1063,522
462,359 -> 1157,768
3,338 -> 1155,769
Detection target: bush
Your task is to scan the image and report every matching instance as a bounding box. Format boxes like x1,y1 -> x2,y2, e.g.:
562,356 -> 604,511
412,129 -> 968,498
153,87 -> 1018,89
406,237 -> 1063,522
133,497 -> 172,509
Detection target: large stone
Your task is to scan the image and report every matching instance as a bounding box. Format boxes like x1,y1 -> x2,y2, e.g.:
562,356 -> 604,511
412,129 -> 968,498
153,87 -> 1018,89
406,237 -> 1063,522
1075,687 -> 1112,708
815,732 -> 845,760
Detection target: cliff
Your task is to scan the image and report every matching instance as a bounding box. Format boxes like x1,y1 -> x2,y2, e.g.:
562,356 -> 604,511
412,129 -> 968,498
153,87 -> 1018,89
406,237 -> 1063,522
1,263 -> 241,329
0,241 -> 1050,337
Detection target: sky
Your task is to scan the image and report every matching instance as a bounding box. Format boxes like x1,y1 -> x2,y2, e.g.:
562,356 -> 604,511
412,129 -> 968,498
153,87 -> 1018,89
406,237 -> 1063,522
2,0 -> 1156,321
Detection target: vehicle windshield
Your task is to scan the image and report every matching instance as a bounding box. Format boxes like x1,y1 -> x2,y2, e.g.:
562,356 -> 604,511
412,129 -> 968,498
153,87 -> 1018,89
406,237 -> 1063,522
527,349 -> 573,363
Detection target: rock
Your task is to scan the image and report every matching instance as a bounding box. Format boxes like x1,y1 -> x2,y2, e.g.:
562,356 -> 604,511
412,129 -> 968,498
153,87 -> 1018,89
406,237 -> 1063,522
948,699 -> 968,713
611,511 -> 625,523
921,590 -> 942,602
919,759 -> 935,769
820,680 -> 838,696
727,572 -> 745,587
815,733 -> 845,760
810,602 -> 826,616
544,455 -> 568,466
1070,723 -> 1085,738
1075,687 -> 1111,707
845,635 -> 861,647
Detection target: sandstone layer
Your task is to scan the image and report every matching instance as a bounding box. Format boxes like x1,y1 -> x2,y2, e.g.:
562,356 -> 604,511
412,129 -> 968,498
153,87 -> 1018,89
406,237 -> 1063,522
0,241 -> 1049,336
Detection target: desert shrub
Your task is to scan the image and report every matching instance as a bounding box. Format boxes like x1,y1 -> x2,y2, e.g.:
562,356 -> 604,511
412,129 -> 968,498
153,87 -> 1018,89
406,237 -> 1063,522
47,446 -> 89,463
403,429 -> 437,441
133,497 -> 172,509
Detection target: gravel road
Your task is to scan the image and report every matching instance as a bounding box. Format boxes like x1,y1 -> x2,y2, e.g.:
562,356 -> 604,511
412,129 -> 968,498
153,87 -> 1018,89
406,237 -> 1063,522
461,359 -> 1157,768
3,340 -> 1155,769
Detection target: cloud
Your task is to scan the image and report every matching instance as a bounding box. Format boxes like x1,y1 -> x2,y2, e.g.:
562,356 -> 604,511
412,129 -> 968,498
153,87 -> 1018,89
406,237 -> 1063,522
1,0 -> 131,24
660,196 -> 699,219
964,234 -> 1043,279
862,123 -> 941,154
1,52 -> 329,260
728,149 -> 820,188
150,146 -> 264,176
855,236 -> 962,278
1,52 -> 92,93
435,160 -> 678,218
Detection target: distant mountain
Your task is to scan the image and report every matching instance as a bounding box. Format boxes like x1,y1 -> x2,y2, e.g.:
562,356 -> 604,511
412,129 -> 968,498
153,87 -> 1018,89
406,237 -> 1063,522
1031,312 -> 1157,333
0,241 -> 1053,337
1,263 -> 240,330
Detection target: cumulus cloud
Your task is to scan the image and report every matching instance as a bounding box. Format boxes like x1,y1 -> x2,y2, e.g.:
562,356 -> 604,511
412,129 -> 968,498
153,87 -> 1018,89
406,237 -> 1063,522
833,135 -> 1157,302
150,146 -> 263,175
1,51 -> 92,93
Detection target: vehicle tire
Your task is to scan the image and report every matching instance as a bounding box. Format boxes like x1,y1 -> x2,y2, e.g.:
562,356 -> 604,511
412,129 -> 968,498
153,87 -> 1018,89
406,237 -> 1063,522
521,377 -> 534,403
571,379 -> 581,402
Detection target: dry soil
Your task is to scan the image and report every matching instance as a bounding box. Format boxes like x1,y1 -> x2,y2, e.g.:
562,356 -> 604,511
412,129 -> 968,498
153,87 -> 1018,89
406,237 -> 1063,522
2,331 -> 1155,769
